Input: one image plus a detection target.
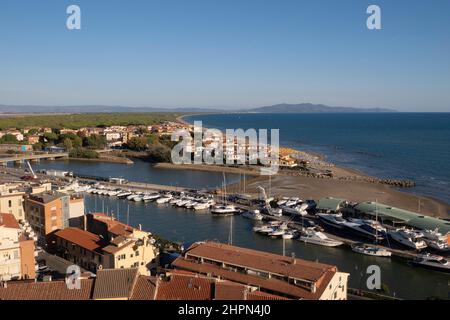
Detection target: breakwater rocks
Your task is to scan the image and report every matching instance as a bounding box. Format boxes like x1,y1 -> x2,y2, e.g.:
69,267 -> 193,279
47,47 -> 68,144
293,171 -> 415,188
339,176 -> 416,188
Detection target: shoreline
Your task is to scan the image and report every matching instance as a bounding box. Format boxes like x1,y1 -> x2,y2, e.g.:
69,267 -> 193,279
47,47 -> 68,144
176,113 -> 450,216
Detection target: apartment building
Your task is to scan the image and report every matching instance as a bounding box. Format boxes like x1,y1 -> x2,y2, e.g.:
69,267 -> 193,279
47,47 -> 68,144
172,241 -> 349,300
0,190 -> 25,222
24,191 -> 70,238
52,213 -> 158,274
0,213 -> 36,281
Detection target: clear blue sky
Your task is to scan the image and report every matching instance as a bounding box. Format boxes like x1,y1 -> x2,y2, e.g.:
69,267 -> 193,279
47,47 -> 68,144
1,0 -> 450,111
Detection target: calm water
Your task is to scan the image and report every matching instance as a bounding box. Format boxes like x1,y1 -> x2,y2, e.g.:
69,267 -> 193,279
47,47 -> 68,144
29,159 -> 240,190
84,194 -> 450,300
185,113 -> 450,204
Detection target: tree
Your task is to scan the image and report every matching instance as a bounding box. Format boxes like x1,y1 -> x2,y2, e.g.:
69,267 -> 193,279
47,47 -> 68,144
43,132 -> 59,143
0,134 -> 19,144
127,137 -> 148,151
147,144 -> 172,163
63,138 -> 73,151
83,134 -> 107,149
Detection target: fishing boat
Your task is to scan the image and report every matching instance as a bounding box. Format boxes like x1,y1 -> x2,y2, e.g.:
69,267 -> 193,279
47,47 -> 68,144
388,228 -> 427,250
242,209 -> 264,221
351,243 -> 392,257
298,228 -> 343,247
411,254 -> 450,273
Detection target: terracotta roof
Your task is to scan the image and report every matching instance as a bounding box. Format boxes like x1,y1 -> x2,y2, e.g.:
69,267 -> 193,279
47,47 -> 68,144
90,213 -> 134,237
246,291 -> 290,300
0,213 -> 20,229
0,279 -> 94,300
214,280 -> 247,300
54,228 -> 107,253
183,241 -> 336,282
130,276 -> 157,300
156,274 -> 213,300
92,268 -> 139,300
172,241 -> 340,300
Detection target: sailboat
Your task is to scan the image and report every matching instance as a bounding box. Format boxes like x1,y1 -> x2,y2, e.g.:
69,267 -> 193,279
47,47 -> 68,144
211,173 -> 237,215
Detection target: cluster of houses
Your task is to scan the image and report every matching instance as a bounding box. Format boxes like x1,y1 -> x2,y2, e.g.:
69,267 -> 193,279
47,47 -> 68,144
0,121 -> 190,150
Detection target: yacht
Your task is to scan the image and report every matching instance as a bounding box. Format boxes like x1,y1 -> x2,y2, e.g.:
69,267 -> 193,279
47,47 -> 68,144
421,228 -> 450,252
298,228 -> 343,247
253,225 -> 274,234
280,205 -> 307,216
211,205 -> 237,215
388,228 -> 427,250
282,230 -> 296,239
117,191 -> 132,199
316,213 -> 347,229
193,201 -> 211,210
132,195 -> 144,202
411,254 -> 450,273
351,243 -> 392,257
142,193 -> 160,202
127,194 -> 138,200
156,195 -> 173,204
345,218 -> 387,241
242,209 -> 264,221
268,228 -> 285,237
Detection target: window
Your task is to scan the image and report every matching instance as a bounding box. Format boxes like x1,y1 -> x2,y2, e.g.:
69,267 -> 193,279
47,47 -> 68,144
135,251 -> 139,257
8,200 -> 12,208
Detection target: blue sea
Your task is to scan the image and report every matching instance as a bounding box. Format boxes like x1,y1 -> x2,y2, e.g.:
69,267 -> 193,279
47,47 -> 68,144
185,113 -> 450,204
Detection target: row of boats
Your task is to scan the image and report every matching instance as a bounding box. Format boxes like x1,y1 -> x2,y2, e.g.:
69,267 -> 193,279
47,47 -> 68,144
84,185 -> 241,214
317,213 -> 449,252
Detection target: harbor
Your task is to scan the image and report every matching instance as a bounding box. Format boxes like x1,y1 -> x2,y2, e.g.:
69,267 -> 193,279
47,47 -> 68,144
6,159 -> 447,300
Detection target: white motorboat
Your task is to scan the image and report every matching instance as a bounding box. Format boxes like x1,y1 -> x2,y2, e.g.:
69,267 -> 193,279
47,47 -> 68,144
253,225 -> 274,234
388,228 -> 427,250
142,193 -> 160,202
192,200 -> 214,210
156,196 -> 173,204
282,230 -> 295,239
298,228 -> 343,247
344,218 -> 387,241
351,243 -> 392,257
268,228 -> 285,237
421,228 -> 450,252
117,192 -> 132,199
316,213 -> 347,229
242,209 -> 263,221
132,195 -> 144,202
280,205 -> 307,216
411,254 -> 450,273
127,194 -> 138,200
211,205 -> 237,215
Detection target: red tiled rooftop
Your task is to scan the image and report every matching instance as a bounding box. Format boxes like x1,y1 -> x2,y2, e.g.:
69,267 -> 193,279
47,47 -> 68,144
156,274 -> 213,300
183,241 -> 336,282
0,279 -> 94,300
0,213 -> 20,229
55,227 -> 107,253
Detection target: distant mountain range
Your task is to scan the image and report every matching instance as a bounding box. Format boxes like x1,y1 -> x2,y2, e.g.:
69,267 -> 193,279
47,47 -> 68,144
0,103 -> 396,114
246,103 -> 396,113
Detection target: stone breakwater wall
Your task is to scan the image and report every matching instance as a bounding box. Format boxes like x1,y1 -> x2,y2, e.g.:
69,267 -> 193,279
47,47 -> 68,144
292,171 -> 415,188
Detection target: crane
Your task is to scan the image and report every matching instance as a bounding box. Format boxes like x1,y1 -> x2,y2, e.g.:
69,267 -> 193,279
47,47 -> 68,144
21,160 -> 38,181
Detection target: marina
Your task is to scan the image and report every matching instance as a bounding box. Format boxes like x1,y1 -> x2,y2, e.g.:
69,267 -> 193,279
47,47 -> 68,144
26,159 -> 447,300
